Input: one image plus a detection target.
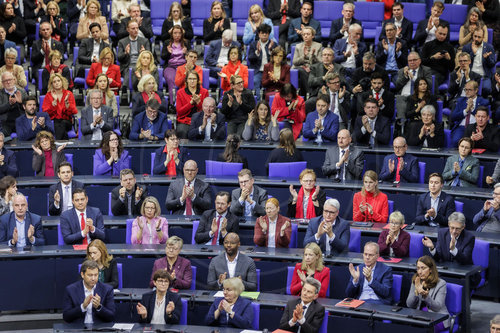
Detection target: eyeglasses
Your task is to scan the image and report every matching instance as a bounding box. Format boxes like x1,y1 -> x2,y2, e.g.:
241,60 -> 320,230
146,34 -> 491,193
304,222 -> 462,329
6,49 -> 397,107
389,221 -> 401,225
144,206 -> 155,211
155,279 -> 169,285
323,209 -> 338,215
239,179 -> 251,185
234,81 -> 244,85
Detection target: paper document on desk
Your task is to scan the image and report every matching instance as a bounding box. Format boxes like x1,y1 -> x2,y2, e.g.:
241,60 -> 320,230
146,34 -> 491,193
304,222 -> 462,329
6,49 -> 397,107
240,330 -> 262,333
112,323 -> 134,330
241,292 -> 260,299
214,291 -> 224,297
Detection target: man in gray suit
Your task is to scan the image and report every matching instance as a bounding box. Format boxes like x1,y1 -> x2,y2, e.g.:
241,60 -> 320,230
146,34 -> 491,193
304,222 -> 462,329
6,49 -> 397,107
322,129 -> 364,181
117,20 -> 151,80
165,160 -> 212,215
207,233 -> 257,291
394,52 -> 433,96
230,169 -> 267,218
80,90 -> 114,141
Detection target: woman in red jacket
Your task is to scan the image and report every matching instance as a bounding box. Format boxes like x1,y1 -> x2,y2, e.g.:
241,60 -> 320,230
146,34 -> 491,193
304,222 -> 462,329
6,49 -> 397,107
218,46 -> 248,92
86,47 -> 122,94
290,242 -> 330,298
353,170 -> 389,223
271,83 -> 305,140
42,73 -> 78,140
253,198 -> 291,248
175,70 -> 208,138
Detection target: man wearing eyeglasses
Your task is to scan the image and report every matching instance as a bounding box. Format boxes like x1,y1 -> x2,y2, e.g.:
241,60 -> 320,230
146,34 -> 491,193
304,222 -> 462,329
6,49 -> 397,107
379,136 -> 419,183
129,99 -> 169,141
303,198 -> 350,256
230,169 -> 267,218
0,71 -> 26,136
81,89 -> 114,141
473,183 -> 500,233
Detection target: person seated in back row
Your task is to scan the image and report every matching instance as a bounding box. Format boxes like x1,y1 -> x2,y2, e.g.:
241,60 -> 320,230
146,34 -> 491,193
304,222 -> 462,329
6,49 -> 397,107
230,169 -> 267,218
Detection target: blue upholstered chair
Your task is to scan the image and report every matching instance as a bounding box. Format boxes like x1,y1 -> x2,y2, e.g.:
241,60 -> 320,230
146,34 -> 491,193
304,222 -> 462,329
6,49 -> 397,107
472,239 -> 489,289
454,201 -> 464,213
437,283 -> 463,333
251,302 -> 260,330
409,233 -> 424,258
268,161 -> 307,178
349,228 -> 361,253
418,161 -> 426,184
392,274 -> 403,305
191,220 -> 199,245
205,160 -> 243,177
78,263 -> 123,289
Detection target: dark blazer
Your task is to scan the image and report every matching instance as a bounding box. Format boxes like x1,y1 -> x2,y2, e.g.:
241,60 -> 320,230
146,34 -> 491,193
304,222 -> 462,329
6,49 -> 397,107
129,111 -> 170,141
329,17 -> 363,44
303,216 -> 350,255
288,17 -> 322,44
351,64 -> 390,90
110,184 -> 147,216
207,252 -> 257,291
451,96 -> 490,128
358,89 -> 395,119
0,211 -> 45,246
279,298 -> 325,333
1,16 -> 26,44
15,113 -> 54,141
448,70 -> 481,99
117,36 -> 151,74
131,91 -> 168,118
405,95 -> 438,121
32,150 -> 66,177
0,148 -> 18,177
353,115 -> 391,145
195,209 -> 240,245
414,18 -> 450,46
31,38 -> 65,74
442,154 -> 479,187
188,111 -> 226,141
415,191 -> 455,227
48,180 -> 85,216
287,189 -> 326,218
101,259 -> 119,289
149,256 -> 192,289
406,121 -> 444,148
380,17 -> 413,43
375,38 -> 408,70
165,177 -> 212,215
60,206 -> 105,244
80,105 -> 114,140
333,38 -> 367,68
307,62 -> 346,97
433,228 -> 475,265
39,15 -> 68,40
62,281 -> 114,324
464,123 -> 500,152
202,18 -> 231,44
247,39 -> 277,71
345,262 -> 393,305
377,229 -> 410,257
266,0 -> 301,25
322,145 -> 364,180
160,18 -> 193,42
303,111 -> 339,142
204,39 -> 241,67
394,65 -> 433,94
379,153 -> 419,183
462,42 -> 496,77
230,185 -> 268,217
138,290 -> 182,324
206,296 -> 253,329
152,146 -> 188,176
118,17 -> 154,40
77,38 -> 110,66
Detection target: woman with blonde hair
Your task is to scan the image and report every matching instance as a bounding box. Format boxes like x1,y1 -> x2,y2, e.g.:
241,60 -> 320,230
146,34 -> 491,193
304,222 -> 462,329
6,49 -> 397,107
266,128 -> 304,169
86,239 -> 119,288
288,169 -> 326,219
86,47 -> 121,93
242,4 -> 275,45
202,1 -> 230,44
353,170 -> 389,223
0,47 -> 27,90
86,73 -> 118,117
131,196 -> 168,244
132,74 -> 167,117
132,50 -> 160,92
254,198 -> 291,248
377,211 -> 410,257
290,242 -> 330,297
76,0 -> 109,42
149,236 -> 192,289
161,2 -> 193,43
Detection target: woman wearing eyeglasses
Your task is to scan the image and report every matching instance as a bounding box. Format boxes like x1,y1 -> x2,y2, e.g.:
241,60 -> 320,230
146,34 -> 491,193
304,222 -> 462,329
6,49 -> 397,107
377,211 -> 410,257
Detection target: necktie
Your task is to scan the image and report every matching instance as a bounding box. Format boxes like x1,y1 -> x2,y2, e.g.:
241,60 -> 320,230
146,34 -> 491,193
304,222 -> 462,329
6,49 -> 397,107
80,213 -> 88,245
185,181 -> 193,216
211,215 -> 221,245
43,40 -> 50,66
395,157 -> 401,182
340,149 -> 346,180
281,0 -> 287,24
465,101 -> 473,127
410,70 -> 416,94
330,92 -> 335,113
375,92 -> 380,100
369,120 -> 375,146
64,186 -> 70,212
452,159 -> 464,186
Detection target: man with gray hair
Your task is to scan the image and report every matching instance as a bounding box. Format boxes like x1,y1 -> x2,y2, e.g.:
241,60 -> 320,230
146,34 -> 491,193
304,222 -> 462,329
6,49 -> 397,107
491,314 -> 500,332
473,183 -> 500,233
303,198 -> 350,255
422,212 -> 475,265
0,71 -> 27,136
279,277 -> 326,333
333,23 -> 366,78
80,89 -> 114,141
205,29 -> 240,78
188,97 -> 226,141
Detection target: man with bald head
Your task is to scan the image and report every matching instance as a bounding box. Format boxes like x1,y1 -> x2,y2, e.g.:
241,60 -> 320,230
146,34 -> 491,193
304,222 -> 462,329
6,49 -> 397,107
0,193 -> 45,247
322,129 -> 364,181
207,232 -> 257,291
379,136 -> 419,183
165,160 -> 212,215
188,97 -> 226,141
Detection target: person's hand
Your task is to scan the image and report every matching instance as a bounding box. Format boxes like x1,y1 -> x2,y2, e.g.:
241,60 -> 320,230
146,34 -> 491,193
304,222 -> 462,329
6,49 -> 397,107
289,184 -> 298,202
64,94 -> 70,109
475,0 -> 485,12
135,186 -> 143,201
125,44 -> 131,54
8,94 -> 16,105
211,217 -> 219,236
314,118 -> 322,130
219,218 -> 227,234
258,217 -> 267,233
256,40 -> 261,53
417,100 -> 426,111
363,265 -> 373,282
456,70 -> 462,82
32,145 -> 43,156
31,116 -> 38,131
338,86 -> 346,99
295,301 -> 304,320
50,15 -> 55,28
38,116 -> 46,127
8,23 -> 16,33
11,227 -> 18,245
136,302 -> 147,318
86,218 -> 94,232
54,190 -> 60,205
91,293 -> 101,308
165,301 -> 175,315
239,187 -> 249,202
170,269 -> 176,280
419,124 -> 427,138
311,185 -> 320,201
471,127 -> 484,141
386,231 -> 393,245
82,294 -> 93,308
483,52 -> 493,60
453,161 -> 461,173
422,236 -> 434,250
450,236 -> 457,251
280,220 -> 290,236
218,272 -> 227,285
119,186 -> 126,199
351,42 -> 359,55
381,38 -> 389,51
343,49 -> 352,58
398,157 -> 404,171
297,269 -> 307,283
185,185 -> 194,199
428,123 -> 435,136
388,158 -> 395,173
316,219 -> 327,238
27,224 -> 35,240
377,97 -> 384,107
289,100 -> 297,111
352,84 -> 363,94
341,22 -> 349,33
271,109 -> 279,126
365,202 -> 373,215
443,52 -> 451,61
217,71 -> 227,80
359,202 -> 367,213
349,263 -> 360,283
135,16 -> 143,27
432,52 -> 443,60
396,41 -> 402,53
426,207 -> 436,219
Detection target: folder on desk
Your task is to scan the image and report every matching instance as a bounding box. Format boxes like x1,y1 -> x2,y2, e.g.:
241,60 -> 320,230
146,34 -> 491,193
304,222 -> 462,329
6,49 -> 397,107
272,330 -> 294,333
471,149 -> 486,154
383,224 -> 408,230
377,257 -> 403,263
72,245 -> 87,250
241,291 -> 260,299
335,298 -> 365,308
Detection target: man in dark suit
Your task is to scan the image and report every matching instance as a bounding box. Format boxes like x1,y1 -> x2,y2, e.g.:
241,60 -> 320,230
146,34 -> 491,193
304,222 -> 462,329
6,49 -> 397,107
111,169 -> 147,216
413,1 -> 449,47
375,22 -> 408,78
313,72 -> 351,130
16,96 -> 54,141
204,30 -> 240,78
266,0 -> 301,47
116,4 -> 153,40
303,198 -> 350,255
117,20 -> 151,79
351,52 -> 390,94
379,137 -> 419,183
333,24 -> 366,78
0,132 -> 17,177
31,22 -> 65,82
421,24 -> 455,86
195,191 -> 239,245
357,72 -> 394,119
207,233 -> 257,291
230,169 -> 267,218
279,277 -> 325,333
60,188 -> 105,245
473,183 -> 500,232
63,260 -> 115,324
287,2 -> 321,45
0,193 -> 44,247
323,129 -> 364,181
129,99 -> 169,141
76,23 -> 110,78
0,71 -> 27,136
48,162 -> 84,216
394,52 -> 433,96
165,160 -> 211,215
188,97 -> 226,141
379,2 -> 413,44
464,107 -> 500,152
247,24 -> 277,95
329,2 -> 362,45
302,94 -> 339,143
346,242 -> 393,305
423,212 -> 475,265
80,90 -> 114,141
353,98 -> 391,146
448,52 -> 481,101
415,173 -> 455,227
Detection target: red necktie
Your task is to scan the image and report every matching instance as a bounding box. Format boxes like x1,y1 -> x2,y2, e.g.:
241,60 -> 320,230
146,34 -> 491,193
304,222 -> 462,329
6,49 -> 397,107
395,157 -> 401,182
281,0 -> 287,24
80,213 -> 88,245
185,181 -> 193,216
211,215 -> 221,245
375,92 -> 380,100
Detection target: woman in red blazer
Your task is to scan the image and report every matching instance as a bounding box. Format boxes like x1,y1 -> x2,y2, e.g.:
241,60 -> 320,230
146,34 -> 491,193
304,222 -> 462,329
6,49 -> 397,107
253,197 -> 291,248
378,211 -> 411,257
86,47 -> 122,94
290,242 -> 330,298
353,170 -> 389,223
271,83 -> 305,140
261,46 -> 290,103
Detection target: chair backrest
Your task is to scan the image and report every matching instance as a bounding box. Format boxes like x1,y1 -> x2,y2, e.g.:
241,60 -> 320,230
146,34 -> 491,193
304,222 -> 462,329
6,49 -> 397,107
286,266 -> 294,295
57,223 -> 64,245
256,268 -> 261,292
392,274 -> 403,304
353,2 -> 384,39
191,0 -> 213,26
409,232 -> 424,258
444,129 -> 452,148
65,154 -> 73,168
477,166 -> 484,188
150,152 -> 156,175
247,68 -> 254,90
388,200 -> 394,221
251,302 -> 260,330
150,0 -> 177,35
202,68 -> 210,90
125,218 -> 134,244
290,68 -> 299,90
73,46 -> 79,66
190,266 -> 197,290
319,310 -> 328,333
472,239 -> 489,270
77,263 -> 123,289
401,2 -> 426,23
108,192 -> 113,216
441,4 -> 468,41
436,100 -> 443,123
349,229 -> 361,253
313,1 -> 343,37
445,283 -> 463,316
268,162 -> 307,178
191,220 -> 199,245
454,200 -> 464,213
232,0 -> 263,25
289,223 -> 298,248
180,298 -> 188,325
205,160 -> 243,177
418,161 -> 426,184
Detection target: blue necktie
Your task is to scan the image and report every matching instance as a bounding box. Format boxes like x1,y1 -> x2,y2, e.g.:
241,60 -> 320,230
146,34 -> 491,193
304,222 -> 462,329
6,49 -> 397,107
451,159 -> 464,187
